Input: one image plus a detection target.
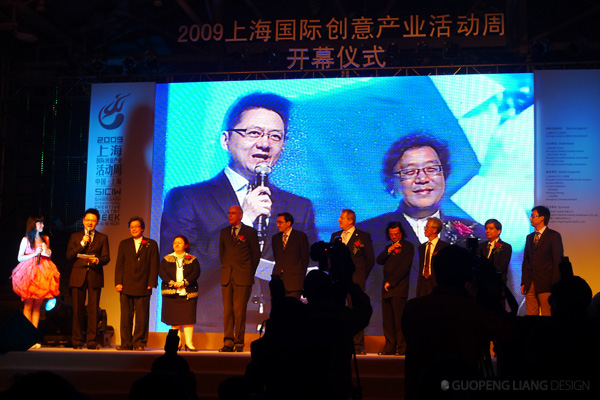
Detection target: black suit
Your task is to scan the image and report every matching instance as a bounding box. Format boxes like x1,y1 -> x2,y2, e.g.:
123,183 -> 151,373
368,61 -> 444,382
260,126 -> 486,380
219,223 -> 261,347
376,239 -> 414,353
160,171 -> 318,331
477,239 -> 512,283
114,236 -> 159,348
271,228 -> 310,298
416,239 -> 449,297
521,227 -> 563,315
66,230 -> 110,347
330,228 -> 375,350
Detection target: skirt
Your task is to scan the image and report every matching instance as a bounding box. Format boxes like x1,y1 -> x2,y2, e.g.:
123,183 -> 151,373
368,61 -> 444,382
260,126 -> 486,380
11,256 -> 60,301
161,294 -> 197,326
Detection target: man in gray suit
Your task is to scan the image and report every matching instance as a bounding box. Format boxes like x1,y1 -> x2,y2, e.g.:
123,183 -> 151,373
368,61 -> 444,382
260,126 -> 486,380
219,205 -> 261,352
114,216 -> 159,351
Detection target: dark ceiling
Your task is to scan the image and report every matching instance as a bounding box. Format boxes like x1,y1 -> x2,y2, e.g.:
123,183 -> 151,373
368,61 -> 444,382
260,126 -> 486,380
1,0 -> 599,83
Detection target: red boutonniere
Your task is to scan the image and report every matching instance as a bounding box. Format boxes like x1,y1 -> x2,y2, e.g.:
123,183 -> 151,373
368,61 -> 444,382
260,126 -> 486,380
140,239 -> 150,248
184,255 -> 192,260
393,248 -> 401,254
235,235 -> 246,244
352,239 -> 364,255
493,242 -> 503,254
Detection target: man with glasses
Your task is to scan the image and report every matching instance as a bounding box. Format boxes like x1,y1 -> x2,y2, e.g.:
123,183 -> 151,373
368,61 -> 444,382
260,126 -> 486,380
160,92 -> 318,334
66,208 -> 110,349
521,205 -> 564,316
360,133 -> 484,299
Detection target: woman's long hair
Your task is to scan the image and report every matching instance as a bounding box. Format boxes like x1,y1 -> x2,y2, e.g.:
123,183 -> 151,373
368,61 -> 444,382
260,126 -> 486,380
25,215 -> 44,248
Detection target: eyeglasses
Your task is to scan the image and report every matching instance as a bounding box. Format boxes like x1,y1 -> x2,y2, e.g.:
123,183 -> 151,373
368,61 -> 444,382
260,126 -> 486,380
530,214 -> 541,219
392,165 -> 443,179
229,128 -> 284,142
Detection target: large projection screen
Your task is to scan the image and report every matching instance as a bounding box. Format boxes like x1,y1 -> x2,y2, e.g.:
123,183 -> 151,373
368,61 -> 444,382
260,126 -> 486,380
150,74 -> 534,335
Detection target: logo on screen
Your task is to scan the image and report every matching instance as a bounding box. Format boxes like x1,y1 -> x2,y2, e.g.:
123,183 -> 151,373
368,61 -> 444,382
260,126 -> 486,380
98,93 -> 131,130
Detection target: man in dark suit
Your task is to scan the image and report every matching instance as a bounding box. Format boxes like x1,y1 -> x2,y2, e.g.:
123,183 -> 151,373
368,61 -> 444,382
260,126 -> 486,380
359,133 -> 484,300
271,212 -> 310,299
376,221 -> 414,355
521,205 -> 564,316
477,218 -> 512,306
416,217 -> 449,297
330,209 -> 375,355
114,217 -> 159,351
160,92 -> 318,332
219,205 -> 261,352
66,208 -> 111,350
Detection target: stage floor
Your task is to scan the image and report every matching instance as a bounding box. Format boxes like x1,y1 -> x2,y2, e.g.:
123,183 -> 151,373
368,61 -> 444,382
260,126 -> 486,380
0,345 -> 405,400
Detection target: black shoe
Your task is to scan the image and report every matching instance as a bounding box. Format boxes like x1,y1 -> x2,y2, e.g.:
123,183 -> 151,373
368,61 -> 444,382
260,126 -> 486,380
378,351 -> 394,355
116,345 -> 133,351
219,345 -> 234,352
88,344 -> 102,350
234,346 -> 244,352
134,346 -> 146,351
72,345 -> 83,350
356,348 -> 366,355
396,349 -> 406,356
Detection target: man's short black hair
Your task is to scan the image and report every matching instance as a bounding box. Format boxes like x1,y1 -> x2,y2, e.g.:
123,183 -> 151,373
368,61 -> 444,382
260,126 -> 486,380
382,132 -> 451,195
221,92 -> 292,134
84,208 -> 100,221
128,216 -> 145,230
277,212 -> 294,225
484,219 -> 502,231
433,245 -> 476,288
385,221 -> 407,241
533,205 -> 551,225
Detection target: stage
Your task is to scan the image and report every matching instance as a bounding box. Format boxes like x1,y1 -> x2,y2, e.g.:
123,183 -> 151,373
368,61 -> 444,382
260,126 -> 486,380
0,335 -> 405,400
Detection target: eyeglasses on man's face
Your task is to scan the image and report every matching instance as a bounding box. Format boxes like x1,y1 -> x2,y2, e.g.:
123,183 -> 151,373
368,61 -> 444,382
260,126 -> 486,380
229,128 -> 284,142
392,165 -> 443,179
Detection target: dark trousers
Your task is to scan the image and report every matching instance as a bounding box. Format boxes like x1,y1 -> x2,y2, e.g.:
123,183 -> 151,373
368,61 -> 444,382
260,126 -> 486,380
382,296 -> 407,353
71,278 -> 101,347
222,280 -> 252,347
119,293 -> 150,347
347,292 -> 365,350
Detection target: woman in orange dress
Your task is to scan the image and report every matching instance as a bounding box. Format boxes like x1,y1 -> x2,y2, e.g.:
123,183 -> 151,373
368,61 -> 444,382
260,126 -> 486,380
11,216 -> 60,344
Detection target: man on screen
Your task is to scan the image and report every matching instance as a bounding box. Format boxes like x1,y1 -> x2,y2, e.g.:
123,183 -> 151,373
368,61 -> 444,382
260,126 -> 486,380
359,132 -> 484,299
160,92 -> 318,332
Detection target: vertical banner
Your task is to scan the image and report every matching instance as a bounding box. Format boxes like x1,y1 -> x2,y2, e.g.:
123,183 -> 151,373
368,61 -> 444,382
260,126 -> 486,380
535,70 -> 600,294
87,82 -> 156,342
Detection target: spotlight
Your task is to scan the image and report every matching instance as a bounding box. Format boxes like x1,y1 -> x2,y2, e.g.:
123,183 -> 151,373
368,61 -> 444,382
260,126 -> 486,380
40,298 -> 73,346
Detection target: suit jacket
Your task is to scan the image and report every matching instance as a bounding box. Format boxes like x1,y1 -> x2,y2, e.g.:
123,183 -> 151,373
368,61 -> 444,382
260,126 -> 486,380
159,255 -> 201,300
271,228 -> 310,292
66,230 -> 110,288
114,237 -> 160,296
220,223 -> 261,286
477,239 -> 512,282
330,228 -> 375,289
416,239 -> 449,297
376,239 -> 414,299
521,227 -> 563,294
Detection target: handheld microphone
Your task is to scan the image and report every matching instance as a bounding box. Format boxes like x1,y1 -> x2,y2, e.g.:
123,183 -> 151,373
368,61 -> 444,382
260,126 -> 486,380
36,251 -> 41,265
83,229 -> 90,250
254,162 -> 272,239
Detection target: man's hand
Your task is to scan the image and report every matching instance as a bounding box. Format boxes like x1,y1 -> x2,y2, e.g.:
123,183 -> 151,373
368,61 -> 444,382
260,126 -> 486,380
116,284 -> 123,292
384,282 -> 391,292
242,186 -> 272,223
521,285 -> 526,295
89,256 -> 99,264
388,242 -> 402,254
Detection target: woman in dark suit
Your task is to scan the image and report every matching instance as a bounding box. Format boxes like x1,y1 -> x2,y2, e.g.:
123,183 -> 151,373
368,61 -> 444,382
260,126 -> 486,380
159,235 -> 200,351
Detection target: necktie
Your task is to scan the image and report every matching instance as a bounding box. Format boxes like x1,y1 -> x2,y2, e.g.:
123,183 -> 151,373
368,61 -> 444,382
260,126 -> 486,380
231,226 -> 237,242
283,233 -> 288,249
534,232 -> 540,246
423,242 -> 432,279
342,231 -> 350,245
487,242 -> 493,259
